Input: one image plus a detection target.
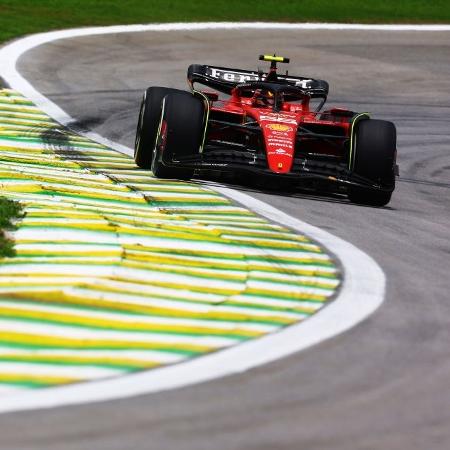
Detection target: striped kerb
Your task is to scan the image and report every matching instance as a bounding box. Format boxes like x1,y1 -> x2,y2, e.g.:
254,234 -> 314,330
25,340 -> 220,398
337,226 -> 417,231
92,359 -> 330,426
0,89 -> 341,395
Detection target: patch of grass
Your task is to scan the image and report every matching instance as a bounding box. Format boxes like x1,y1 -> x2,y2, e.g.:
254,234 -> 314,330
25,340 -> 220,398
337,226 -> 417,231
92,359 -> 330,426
0,0 -> 449,44
0,198 -> 22,258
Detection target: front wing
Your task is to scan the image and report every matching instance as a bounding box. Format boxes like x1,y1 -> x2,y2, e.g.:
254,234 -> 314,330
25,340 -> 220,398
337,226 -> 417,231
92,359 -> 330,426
162,148 -> 393,193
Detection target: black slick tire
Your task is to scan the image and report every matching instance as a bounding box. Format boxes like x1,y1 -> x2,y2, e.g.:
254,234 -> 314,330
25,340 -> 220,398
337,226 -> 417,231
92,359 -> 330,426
348,119 -> 397,207
134,87 -> 182,169
152,91 -> 204,180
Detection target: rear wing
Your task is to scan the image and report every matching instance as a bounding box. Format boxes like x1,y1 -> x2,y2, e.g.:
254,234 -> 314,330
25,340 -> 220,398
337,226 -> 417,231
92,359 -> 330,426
187,64 -> 329,99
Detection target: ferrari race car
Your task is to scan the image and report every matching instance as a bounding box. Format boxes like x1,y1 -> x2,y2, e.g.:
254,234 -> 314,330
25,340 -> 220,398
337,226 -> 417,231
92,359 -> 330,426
135,55 -> 398,206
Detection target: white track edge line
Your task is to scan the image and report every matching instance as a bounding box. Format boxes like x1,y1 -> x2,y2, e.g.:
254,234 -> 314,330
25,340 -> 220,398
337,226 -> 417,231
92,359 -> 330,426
0,22 -> 385,413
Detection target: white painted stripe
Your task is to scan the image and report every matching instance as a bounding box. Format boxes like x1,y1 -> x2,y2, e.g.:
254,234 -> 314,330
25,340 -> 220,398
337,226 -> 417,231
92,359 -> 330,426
223,234 -> 321,249
62,288 -> 302,319
247,262 -> 337,273
250,271 -> 339,284
0,283 -> 224,305
13,229 -> 120,244
1,257 -> 122,265
227,295 -> 323,310
0,276 -> 111,285
14,244 -> 121,253
0,385 -> 28,395
207,226 -> 300,237
0,347 -> 186,364
246,280 -> 334,296
127,183 -> 209,191
0,287 -> 79,295
0,22 -> 386,413
98,173 -> 155,180
0,283 -> 225,307
209,224 -> 287,232
142,191 -> 222,199
0,362 -> 123,379
22,218 -> 114,225
0,264 -> 246,291
182,215 -> 268,223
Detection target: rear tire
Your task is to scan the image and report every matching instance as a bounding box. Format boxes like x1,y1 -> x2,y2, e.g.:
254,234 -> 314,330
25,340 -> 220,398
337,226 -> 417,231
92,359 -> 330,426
134,87 -> 182,169
152,91 -> 204,180
348,119 -> 396,206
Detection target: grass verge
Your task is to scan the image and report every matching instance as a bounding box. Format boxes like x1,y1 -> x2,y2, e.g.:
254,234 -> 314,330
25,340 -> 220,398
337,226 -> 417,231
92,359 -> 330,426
0,0 -> 449,44
0,198 -> 22,258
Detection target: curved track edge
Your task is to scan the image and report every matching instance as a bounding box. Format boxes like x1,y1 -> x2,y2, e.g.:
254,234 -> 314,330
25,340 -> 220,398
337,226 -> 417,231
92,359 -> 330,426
0,23 -> 387,413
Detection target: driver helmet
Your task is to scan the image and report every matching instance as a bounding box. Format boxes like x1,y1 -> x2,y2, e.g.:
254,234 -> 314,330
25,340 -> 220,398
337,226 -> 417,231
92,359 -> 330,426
252,89 -> 274,107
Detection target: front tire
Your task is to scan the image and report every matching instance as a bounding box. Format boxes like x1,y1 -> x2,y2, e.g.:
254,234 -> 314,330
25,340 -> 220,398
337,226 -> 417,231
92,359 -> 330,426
348,119 -> 397,206
134,87 -> 183,169
152,91 -> 205,180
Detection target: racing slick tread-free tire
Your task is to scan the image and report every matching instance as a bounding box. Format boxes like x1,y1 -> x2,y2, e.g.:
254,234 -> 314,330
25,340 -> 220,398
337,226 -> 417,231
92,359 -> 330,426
348,119 -> 397,207
152,91 -> 204,180
134,87 -> 183,169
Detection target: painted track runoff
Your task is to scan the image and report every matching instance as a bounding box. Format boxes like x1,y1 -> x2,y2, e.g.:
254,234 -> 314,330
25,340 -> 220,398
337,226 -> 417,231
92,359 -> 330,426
0,24 -> 386,413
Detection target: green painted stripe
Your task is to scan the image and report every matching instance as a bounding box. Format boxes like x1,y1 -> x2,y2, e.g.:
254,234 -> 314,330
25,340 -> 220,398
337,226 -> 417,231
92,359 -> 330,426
0,98 -> 34,107
0,356 -> 147,371
0,297 -> 291,326
0,379 -> 58,389
0,314 -> 250,341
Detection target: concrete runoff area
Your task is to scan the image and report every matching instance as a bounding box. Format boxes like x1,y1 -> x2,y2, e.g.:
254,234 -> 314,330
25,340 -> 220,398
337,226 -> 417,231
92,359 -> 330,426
0,28 -> 449,450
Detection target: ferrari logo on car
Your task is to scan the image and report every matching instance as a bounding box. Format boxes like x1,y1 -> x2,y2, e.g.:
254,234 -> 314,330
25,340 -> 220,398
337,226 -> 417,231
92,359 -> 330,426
260,113 -> 298,125
278,163 -> 283,169
266,124 -> 292,132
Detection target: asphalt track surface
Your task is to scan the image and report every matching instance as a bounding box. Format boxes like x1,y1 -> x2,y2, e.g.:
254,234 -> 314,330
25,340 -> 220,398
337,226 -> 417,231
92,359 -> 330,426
1,29 -> 449,450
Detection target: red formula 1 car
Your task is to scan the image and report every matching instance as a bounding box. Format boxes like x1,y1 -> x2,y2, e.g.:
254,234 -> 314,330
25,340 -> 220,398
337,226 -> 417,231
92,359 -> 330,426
135,55 -> 397,206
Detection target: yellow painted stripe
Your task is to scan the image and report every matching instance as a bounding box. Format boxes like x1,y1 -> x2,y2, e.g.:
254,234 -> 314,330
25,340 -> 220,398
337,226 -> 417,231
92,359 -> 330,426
0,373 -> 81,386
4,293 -> 296,325
0,305 -> 262,338
0,331 -> 212,354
